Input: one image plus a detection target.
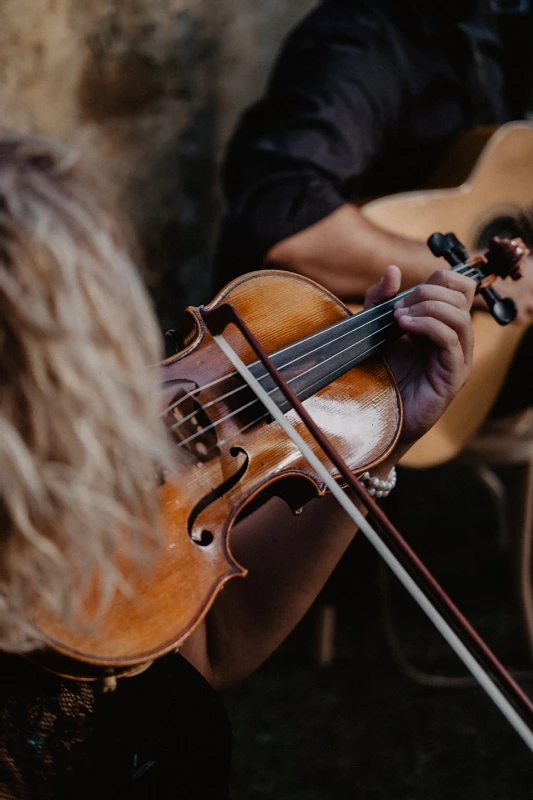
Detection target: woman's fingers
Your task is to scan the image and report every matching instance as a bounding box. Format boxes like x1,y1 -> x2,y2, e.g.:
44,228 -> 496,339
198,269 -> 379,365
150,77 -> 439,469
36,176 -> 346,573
394,269 -> 475,370
383,268 -> 476,447
396,269 -> 475,312
364,264 -> 402,308
367,266 -> 475,387
394,298 -> 473,370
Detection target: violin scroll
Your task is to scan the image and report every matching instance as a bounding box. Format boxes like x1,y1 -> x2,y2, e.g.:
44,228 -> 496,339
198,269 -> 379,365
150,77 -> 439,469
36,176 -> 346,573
483,235 -> 527,282
428,231 -> 530,327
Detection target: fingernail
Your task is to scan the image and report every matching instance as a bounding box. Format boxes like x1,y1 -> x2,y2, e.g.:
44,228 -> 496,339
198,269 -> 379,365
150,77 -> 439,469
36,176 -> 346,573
395,306 -> 409,316
395,299 -> 405,309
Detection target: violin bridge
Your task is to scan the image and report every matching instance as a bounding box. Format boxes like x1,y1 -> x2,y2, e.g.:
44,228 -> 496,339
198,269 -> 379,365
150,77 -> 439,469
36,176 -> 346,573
163,379 -> 220,462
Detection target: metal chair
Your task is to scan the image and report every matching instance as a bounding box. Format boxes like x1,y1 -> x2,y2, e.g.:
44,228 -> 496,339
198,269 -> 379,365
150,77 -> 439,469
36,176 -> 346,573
453,409 -> 533,659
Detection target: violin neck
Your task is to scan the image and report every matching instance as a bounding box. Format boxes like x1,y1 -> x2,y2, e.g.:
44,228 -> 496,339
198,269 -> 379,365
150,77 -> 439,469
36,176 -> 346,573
247,262 -> 479,413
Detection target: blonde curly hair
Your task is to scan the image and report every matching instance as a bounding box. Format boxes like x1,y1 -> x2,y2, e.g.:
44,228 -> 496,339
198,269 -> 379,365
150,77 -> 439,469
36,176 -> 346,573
0,133 -> 172,652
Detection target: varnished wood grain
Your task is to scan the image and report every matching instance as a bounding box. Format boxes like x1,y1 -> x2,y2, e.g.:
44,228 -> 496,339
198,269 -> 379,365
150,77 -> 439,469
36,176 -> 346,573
34,270 -> 402,673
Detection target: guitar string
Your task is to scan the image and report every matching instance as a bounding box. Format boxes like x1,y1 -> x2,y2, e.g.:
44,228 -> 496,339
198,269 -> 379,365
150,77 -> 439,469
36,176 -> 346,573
163,263 -> 479,437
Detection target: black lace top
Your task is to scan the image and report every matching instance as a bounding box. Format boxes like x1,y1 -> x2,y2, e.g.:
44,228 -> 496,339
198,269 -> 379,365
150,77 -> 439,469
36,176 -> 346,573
0,650 -> 232,799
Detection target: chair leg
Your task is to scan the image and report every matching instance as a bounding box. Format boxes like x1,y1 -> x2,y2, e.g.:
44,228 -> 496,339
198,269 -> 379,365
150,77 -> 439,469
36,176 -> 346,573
314,603 -> 336,667
511,461 -> 533,661
471,464 -> 508,549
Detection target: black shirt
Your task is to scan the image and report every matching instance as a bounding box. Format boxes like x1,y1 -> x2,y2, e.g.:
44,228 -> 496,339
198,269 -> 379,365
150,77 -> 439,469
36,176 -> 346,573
215,0 -> 508,287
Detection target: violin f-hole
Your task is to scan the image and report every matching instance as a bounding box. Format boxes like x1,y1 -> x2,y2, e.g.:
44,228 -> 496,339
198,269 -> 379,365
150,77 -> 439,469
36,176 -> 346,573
187,446 -> 249,546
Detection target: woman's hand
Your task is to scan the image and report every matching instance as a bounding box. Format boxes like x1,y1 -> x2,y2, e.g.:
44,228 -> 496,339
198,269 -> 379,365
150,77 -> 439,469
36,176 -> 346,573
365,265 -> 475,451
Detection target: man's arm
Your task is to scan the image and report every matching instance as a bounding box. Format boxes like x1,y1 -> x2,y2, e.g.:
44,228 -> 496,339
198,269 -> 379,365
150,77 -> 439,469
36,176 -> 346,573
269,202 -> 533,321
267,203 -> 442,299
215,4 -> 408,287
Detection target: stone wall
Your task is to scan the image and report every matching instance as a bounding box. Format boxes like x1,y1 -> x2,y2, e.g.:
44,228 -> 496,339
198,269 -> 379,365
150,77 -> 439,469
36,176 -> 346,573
0,0 -> 315,328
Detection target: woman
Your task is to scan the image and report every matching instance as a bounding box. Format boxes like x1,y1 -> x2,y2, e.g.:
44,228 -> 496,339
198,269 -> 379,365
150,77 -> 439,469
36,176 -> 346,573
0,133 -> 474,798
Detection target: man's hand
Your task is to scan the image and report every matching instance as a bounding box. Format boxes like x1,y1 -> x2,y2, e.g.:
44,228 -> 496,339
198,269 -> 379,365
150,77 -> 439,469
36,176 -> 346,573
365,265 -> 475,451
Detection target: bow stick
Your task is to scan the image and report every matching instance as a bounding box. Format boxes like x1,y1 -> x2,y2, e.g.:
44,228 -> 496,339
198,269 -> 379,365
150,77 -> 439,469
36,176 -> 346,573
202,301 -> 533,754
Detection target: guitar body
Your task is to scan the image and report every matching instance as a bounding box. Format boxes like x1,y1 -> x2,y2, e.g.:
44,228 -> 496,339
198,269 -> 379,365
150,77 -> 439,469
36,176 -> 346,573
358,121 -> 533,468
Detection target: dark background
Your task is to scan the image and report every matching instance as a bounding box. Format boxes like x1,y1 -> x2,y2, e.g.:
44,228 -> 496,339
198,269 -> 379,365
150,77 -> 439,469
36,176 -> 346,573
224,464 -> 533,799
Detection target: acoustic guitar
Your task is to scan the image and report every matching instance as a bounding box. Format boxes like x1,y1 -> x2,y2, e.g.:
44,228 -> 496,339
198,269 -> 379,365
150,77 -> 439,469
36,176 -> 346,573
357,121 -> 533,468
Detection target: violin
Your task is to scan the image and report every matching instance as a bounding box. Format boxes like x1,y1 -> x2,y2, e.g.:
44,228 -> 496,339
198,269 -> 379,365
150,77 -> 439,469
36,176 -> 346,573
32,234 -> 533,749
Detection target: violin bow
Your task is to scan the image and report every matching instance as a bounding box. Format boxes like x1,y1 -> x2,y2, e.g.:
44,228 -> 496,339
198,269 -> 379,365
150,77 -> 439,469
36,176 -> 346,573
202,296 -> 533,754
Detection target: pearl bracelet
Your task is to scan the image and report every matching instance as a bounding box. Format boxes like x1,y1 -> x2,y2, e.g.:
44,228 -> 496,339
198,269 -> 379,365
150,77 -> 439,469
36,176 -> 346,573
358,466 -> 397,498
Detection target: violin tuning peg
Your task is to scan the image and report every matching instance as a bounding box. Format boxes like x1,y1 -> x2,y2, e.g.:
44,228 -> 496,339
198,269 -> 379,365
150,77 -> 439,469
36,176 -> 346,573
445,232 -> 468,262
478,285 -> 517,326
427,232 -> 449,257
427,232 -> 469,266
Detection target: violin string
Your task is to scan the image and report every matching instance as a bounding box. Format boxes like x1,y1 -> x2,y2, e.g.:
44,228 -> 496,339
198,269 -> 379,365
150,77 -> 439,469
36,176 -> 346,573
166,383 -> 245,433
161,372 -> 236,417
162,262 -> 479,423
168,315 -> 397,436
166,264 -> 480,443
171,396 -> 258,449
235,331 -> 397,437
165,262 -> 481,446
168,331 -> 393,450
166,257 -> 478,438
161,297 -> 400,421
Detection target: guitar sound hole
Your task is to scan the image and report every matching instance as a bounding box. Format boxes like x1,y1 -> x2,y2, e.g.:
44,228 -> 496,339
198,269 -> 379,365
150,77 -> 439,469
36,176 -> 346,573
476,215 -> 520,250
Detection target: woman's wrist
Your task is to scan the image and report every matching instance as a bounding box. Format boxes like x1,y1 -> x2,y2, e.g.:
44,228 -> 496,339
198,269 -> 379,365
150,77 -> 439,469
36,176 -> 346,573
359,466 -> 397,498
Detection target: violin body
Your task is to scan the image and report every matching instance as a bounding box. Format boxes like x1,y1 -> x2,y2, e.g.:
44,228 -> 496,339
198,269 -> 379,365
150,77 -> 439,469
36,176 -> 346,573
30,243 -> 533,748
34,270 -> 401,673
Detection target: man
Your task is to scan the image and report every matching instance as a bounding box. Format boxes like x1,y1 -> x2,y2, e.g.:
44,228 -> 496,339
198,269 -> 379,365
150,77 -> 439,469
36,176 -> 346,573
215,0 -> 533,321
